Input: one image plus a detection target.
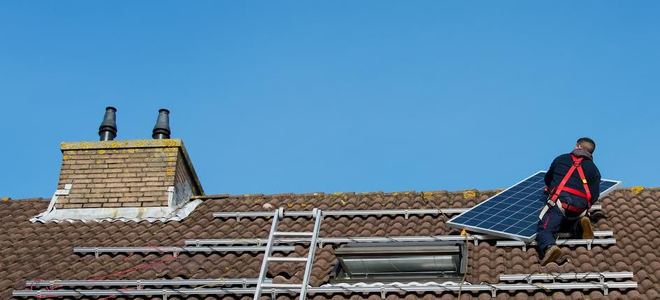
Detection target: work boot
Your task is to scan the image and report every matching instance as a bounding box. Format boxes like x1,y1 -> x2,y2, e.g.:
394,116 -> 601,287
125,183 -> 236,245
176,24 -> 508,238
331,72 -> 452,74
540,246 -> 562,266
581,216 -> 594,239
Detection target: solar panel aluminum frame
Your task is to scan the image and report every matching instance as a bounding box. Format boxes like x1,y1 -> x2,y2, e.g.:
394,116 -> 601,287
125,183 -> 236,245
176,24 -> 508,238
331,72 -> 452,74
597,177 -> 622,197
447,170 -> 621,242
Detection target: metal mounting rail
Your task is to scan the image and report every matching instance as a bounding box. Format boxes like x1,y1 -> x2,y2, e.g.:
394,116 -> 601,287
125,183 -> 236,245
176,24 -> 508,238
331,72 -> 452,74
496,238 -> 617,251
184,230 -> 613,247
73,235 -> 615,257
499,272 -> 634,284
557,230 -> 613,238
186,234 -> 490,247
13,281 -> 638,298
212,205 -> 604,221
73,246 -> 295,257
214,208 -> 465,220
24,278 -> 265,288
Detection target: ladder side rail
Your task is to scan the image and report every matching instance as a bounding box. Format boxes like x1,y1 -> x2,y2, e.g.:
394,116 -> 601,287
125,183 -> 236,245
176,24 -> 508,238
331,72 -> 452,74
253,209 -> 281,300
300,209 -> 323,300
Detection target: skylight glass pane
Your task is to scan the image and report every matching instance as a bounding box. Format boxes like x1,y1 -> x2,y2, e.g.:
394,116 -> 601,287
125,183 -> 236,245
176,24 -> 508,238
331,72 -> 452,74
341,255 -> 458,275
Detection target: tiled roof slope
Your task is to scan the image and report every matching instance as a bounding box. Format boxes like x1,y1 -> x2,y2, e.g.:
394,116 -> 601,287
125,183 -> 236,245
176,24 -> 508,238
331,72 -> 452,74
1,188 -> 658,299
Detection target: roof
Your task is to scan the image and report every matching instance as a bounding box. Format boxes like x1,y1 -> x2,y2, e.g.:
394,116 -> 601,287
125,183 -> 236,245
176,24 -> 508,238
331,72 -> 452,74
1,188 -> 658,299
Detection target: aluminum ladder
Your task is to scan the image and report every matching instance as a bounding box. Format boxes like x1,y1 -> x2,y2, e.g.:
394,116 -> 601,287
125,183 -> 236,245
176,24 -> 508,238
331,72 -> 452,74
253,208 -> 323,300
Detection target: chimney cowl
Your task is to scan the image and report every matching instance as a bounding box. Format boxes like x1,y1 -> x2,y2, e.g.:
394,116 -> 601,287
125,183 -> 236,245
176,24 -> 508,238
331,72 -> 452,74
152,108 -> 171,139
98,106 -> 117,141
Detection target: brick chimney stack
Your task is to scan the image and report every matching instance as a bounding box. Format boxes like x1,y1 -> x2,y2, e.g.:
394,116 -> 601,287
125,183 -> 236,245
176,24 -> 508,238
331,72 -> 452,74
32,108 -> 204,222
55,139 -> 202,209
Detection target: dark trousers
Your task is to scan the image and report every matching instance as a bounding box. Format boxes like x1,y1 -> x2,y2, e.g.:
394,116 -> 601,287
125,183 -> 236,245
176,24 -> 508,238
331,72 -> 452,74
536,194 -> 589,257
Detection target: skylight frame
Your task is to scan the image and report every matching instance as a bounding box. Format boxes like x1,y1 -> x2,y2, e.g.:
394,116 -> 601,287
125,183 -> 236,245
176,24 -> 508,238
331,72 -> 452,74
330,241 -> 467,283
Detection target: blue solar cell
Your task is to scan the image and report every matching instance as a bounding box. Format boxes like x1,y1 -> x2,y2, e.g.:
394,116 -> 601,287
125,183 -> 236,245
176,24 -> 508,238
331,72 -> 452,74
447,171 -> 621,241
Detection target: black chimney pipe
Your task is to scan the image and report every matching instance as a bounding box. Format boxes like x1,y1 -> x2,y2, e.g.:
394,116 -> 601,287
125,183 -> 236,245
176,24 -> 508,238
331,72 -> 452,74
152,108 -> 171,139
98,106 -> 117,141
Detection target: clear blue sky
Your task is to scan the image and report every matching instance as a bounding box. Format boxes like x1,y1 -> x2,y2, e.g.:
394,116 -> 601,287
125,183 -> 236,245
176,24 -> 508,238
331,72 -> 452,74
1,2 -> 658,199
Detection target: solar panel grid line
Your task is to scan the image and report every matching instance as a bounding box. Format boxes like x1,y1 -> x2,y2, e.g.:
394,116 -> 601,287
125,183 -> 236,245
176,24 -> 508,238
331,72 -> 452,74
453,172 -> 544,224
505,177 -> 547,235
447,171 -> 621,242
487,178 -> 543,234
471,200 -> 516,232
447,171 -> 548,241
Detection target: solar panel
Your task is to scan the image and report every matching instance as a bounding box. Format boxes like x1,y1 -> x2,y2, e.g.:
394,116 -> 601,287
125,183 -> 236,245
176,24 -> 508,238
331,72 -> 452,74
447,171 -> 620,242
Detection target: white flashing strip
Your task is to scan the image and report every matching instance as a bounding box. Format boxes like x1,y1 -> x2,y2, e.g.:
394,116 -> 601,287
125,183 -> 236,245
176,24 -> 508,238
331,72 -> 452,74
13,281 -> 638,298
31,185 -> 201,223
166,186 -> 175,208
31,200 -> 202,223
30,184 -> 72,222
31,198 -> 202,223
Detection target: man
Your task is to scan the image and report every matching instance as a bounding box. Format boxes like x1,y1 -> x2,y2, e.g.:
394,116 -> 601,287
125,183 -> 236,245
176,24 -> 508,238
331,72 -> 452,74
537,137 -> 601,266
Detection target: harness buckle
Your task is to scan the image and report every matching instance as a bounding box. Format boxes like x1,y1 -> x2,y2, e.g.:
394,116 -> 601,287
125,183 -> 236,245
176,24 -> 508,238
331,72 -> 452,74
582,179 -> 588,184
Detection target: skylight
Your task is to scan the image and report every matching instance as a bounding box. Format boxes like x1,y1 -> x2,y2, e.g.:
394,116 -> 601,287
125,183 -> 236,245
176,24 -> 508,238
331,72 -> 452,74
332,241 -> 467,283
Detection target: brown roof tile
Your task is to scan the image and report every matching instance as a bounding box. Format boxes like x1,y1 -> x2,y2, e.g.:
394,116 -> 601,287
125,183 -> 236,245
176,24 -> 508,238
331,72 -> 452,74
1,189 -> 659,299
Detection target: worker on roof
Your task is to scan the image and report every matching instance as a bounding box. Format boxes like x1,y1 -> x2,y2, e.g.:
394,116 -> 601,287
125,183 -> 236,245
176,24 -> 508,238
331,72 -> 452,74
537,137 -> 601,266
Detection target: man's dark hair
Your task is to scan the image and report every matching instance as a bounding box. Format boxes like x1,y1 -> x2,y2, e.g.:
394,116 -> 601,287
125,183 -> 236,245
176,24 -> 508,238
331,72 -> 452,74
577,137 -> 596,154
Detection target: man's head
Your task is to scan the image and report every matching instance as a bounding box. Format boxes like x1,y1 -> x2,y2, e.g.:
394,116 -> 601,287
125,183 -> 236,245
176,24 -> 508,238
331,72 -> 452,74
575,137 -> 596,154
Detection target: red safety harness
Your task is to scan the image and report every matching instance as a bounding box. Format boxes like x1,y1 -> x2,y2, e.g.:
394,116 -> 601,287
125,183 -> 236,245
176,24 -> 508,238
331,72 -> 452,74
539,154 -> 592,219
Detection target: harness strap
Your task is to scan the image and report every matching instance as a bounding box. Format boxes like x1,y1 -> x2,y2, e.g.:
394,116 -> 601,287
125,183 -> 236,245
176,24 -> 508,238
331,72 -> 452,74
574,159 -> 592,206
561,201 -> 584,213
550,156 -> 581,201
556,199 -> 588,217
562,186 -> 588,199
540,154 -> 593,219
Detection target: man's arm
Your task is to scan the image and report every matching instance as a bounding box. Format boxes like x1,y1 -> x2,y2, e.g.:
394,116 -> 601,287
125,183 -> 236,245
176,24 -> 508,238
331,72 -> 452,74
544,157 -> 558,188
588,167 -> 601,205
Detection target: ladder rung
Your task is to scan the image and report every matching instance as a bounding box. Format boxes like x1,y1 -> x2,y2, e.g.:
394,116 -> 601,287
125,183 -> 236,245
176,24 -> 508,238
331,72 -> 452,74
261,283 -> 304,289
267,257 -> 308,262
254,209 -> 322,300
274,231 -> 314,237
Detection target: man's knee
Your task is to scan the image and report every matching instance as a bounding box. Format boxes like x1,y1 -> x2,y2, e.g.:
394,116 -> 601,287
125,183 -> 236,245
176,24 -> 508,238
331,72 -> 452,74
539,207 -> 563,231
537,207 -> 564,246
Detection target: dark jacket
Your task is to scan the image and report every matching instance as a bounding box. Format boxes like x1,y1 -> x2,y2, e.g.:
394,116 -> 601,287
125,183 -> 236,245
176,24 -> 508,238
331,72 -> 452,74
544,153 -> 601,205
